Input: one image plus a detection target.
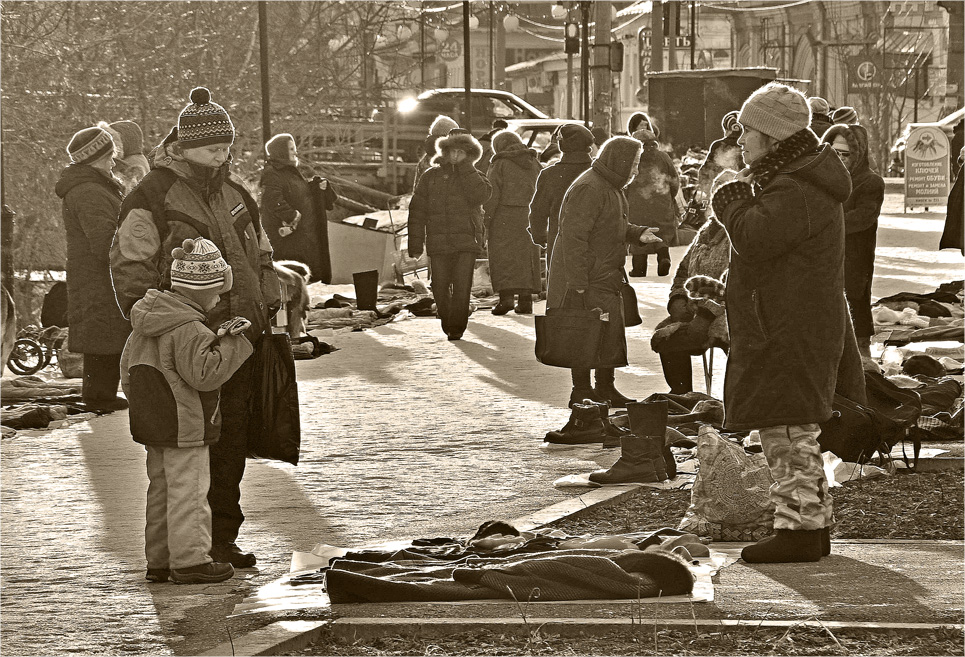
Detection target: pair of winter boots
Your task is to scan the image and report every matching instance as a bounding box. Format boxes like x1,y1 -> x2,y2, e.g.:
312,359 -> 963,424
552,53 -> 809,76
544,399 -> 628,448
588,400 -> 677,485
740,527 -> 832,563
492,291 -> 533,315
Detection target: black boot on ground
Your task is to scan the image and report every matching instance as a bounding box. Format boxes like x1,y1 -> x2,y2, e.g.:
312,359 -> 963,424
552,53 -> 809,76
545,401 -> 605,444
491,291 -> 514,315
583,400 -> 627,449
588,434 -> 662,484
514,293 -> 533,314
741,529 -> 823,563
593,368 -> 636,408
626,400 -> 673,480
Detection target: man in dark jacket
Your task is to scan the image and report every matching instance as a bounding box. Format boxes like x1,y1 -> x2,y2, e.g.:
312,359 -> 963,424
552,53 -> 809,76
55,126 -> 130,411
807,96 -> 834,139
712,83 -> 865,564
408,130 -> 492,341
111,87 -> 281,568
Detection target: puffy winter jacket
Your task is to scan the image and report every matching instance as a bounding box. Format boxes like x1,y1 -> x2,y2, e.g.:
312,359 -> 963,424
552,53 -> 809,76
408,158 -> 491,257
121,289 -> 253,448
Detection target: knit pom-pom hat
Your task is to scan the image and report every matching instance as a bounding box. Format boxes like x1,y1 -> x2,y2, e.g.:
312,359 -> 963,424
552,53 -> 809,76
67,126 -> 116,165
429,115 -> 459,137
177,87 -> 235,148
492,129 -> 524,153
831,106 -> 859,125
739,83 -> 811,141
170,237 -> 232,293
558,124 -> 594,152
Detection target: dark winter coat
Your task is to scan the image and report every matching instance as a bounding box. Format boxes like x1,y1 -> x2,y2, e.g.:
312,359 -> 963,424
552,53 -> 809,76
697,135 -> 744,199
260,159 -> 336,282
54,164 -> 131,354
626,137 -> 680,253
121,289 -> 253,449
528,151 -> 592,265
408,158 -> 491,258
711,129 -> 864,430
941,165 -> 964,254
822,124 -> 884,338
110,146 -> 281,342
484,145 -> 542,292
810,114 -> 834,140
547,137 -> 646,368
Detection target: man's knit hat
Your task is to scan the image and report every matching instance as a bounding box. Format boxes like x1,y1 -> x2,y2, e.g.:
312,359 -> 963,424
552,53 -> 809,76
807,96 -> 831,116
67,126 -> 116,165
97,120 -> 144,158
429,115 -> 459,137
558,124 -> 594,152
492,129 -> 524,153
739,83 -> 811,141
177,87 -> 235,148
170,238 -> 232,292
831,106 -> 859,125
266,133 -> 296,161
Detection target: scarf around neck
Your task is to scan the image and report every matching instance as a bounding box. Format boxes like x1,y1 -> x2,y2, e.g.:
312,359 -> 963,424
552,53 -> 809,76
748,128 -> 820,189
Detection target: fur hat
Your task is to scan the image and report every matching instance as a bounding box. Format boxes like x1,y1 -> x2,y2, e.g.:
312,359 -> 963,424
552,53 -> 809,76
266,133 -> 296,161
434,131 -> 483,165
831,106 -> 859,125
559,124 -> 594,152
739,83 -> 811,141
67,126 -> 116,165
807,96 -> 831,116
429,115 -> 459,137
177,87 -> 234,148
170,237 -> 232,293
721,110 -> 741,134
491,129 -> 523,153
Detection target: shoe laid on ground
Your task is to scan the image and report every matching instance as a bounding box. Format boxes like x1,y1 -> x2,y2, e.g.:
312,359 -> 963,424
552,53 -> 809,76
83,396 -> 129,412
741,529 -> 822,563
544,401 -> 605,444
145,568 -> 170,583
171,561 -> 235,584
210,542 -> 257,568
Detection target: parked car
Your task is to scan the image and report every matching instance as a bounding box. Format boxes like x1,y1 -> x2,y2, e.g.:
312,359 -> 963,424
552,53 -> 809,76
889,107 -> 964,176
505,117 -> 585,158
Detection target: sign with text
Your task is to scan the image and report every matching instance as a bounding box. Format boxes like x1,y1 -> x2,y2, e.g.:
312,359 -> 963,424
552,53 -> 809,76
904,125 -> 951,208
847,53 -> 883,94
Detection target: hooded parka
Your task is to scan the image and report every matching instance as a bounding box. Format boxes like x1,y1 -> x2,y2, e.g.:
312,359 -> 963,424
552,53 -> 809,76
547,137 -> 647,368
484,139 -> 542,292
711,129 -> 865,430
55,163 -> 131,354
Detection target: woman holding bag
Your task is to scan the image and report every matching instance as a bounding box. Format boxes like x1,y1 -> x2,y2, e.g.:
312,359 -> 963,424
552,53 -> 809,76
546,136 -> 659,409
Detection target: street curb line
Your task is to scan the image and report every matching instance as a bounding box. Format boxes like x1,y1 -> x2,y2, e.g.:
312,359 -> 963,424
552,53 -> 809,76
200,620 -> 329,656
328,617 -> 965,640
507,483 -> 648,531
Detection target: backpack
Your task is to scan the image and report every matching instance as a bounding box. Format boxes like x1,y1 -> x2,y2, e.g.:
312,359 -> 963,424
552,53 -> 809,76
818,370 -> 923,468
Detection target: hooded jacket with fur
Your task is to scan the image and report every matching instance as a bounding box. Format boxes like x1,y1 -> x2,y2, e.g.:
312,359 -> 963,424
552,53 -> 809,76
121,289 -> 253,449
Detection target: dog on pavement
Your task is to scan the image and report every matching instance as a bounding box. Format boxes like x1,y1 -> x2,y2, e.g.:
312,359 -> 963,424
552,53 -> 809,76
272,260 -> 311,337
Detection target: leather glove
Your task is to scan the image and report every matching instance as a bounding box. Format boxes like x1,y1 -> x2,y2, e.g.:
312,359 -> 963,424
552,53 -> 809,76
217,316 -> 252,337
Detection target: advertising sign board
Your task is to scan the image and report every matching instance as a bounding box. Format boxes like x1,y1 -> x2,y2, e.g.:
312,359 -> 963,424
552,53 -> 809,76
904,125 -> 951,209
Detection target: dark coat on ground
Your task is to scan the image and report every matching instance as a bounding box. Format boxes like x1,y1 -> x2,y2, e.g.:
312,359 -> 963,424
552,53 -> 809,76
711,129 -> 864,430
528,151 -> 593,265
822,124 -> 884,338
547,137 -> 647,368
626,136 -> 680,253
484,145 -> 542,292
260,159 -> 336,282
55,164 -> 130,354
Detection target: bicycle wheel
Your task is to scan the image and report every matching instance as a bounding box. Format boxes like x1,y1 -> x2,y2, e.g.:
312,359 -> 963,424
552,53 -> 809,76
7,338 -> 46,376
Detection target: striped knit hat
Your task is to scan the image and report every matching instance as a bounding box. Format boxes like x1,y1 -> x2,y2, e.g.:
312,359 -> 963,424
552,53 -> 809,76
67,126 -> 116,165
177,87 -> 234,148
721,110 -> 741,134
170,238 -> 232,292
831,106 -> 859,125
739,83 -> 811,141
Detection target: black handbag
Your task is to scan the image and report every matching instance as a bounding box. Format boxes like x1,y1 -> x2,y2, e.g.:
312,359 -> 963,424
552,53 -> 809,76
247,331 -> 301,465
535,290 -> 606,369
622,274 -> 642,327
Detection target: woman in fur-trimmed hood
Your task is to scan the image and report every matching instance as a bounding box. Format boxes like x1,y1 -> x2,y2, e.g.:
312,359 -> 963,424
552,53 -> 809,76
711,83 -> 866,565
821,123 -> 884,357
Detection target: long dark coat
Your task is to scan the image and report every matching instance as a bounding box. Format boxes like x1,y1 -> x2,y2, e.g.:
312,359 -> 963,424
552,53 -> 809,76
261,160 -> 336,282
626,139 -> 680,253
54,164 -> 130,354
547,138 -> 646,369
712,130 -> 864,430
484,146 -> 542,292
528,151 -> 593,265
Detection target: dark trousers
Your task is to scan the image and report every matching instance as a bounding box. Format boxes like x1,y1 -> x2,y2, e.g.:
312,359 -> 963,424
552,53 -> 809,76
430,252 -> 476,336
82,353 -> 122,401
208,348 -> 258,545
660,351 -> 694,395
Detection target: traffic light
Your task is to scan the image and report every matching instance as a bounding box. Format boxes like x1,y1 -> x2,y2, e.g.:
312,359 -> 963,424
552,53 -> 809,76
564,22 -> 580,54
609,41 -> 624,72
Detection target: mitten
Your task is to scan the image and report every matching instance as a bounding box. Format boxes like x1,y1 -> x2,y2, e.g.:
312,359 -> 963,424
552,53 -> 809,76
217,316 -> 252,337
685,275 -> 726,304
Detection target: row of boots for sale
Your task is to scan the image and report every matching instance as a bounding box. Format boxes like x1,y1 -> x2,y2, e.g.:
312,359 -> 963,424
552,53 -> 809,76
545,399 -> 677,485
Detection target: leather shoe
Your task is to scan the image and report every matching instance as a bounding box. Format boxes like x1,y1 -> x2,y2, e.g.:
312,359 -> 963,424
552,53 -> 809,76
210,542 -> 256,568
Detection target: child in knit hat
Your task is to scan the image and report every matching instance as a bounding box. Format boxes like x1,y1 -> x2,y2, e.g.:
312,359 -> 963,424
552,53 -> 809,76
120,237 -> 254,585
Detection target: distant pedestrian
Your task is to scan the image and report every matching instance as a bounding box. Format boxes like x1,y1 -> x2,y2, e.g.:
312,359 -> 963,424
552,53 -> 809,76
55,125 -> 130,411
830,106 -> 859,125
112,87 -> 281,568
696,111 -> 744,201
484,130 -> 542,315
822,123 -> 885,366
413,115 -> 459,191
408,130 -> 492,340
711,82 -> 865,563
547,136 -> 660,409
99,120 -> 151,194
122,237 -> 253,585
626,111 -> 655,136
261,133 -> 338,282
627,128 -> 681,277
807,96 -> 833,138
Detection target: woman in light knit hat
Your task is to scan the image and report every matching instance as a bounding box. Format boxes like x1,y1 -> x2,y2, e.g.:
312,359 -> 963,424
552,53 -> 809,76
711,82 -> 866,564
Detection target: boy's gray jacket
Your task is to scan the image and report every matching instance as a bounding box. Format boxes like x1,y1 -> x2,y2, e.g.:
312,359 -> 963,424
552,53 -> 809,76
121,289 -> 253,449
